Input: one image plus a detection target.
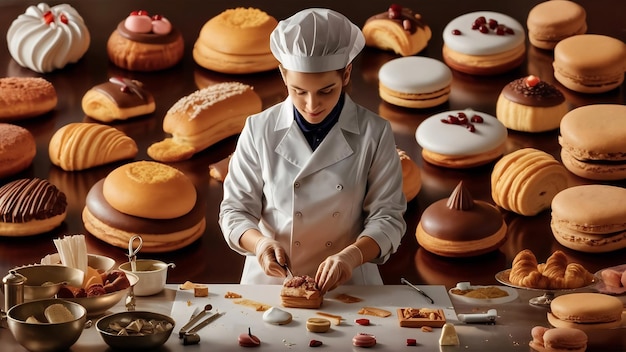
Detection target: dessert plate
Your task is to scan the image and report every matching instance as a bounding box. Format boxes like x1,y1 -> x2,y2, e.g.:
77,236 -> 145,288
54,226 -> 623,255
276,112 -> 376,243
448,284 -> 518,305
594,264 -> 626,295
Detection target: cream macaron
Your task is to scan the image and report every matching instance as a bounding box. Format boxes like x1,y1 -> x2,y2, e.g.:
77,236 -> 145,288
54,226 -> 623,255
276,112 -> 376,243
378,56 -> 452,109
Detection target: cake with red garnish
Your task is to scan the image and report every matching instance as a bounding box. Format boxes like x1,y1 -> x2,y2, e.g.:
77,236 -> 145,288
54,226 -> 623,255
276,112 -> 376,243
362,4 -> 431,56
280,275 -> 323,309
442,11 -> 526,75
415,181 -> 507,257
107,10 -> 184,71
6,3 -> 90,73
415,109 -> 507,168
496,75 -> 568,132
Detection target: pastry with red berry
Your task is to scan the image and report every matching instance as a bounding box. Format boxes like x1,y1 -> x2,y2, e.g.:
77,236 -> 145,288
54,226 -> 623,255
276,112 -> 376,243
496,75 -> 568,132
362,4 -> 431,56
442,11 -> 526,75
280,275 -> 323,309
107,10 -> 184,71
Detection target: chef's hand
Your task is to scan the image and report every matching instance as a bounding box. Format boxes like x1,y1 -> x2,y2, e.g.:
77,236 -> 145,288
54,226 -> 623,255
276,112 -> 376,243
254,237 -> 289,278
315,244 -> 363,294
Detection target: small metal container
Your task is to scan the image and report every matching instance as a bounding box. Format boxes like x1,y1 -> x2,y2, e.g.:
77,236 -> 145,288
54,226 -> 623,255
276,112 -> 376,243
3,270 -> 26,312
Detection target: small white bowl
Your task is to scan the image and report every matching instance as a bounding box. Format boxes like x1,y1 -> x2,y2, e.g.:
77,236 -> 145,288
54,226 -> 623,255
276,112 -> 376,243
119,260 -> 174,296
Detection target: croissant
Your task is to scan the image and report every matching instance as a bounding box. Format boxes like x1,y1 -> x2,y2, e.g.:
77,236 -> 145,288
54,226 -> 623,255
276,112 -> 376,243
509,249 -> 547,288
564,263 -> 595,289
540,250 -> 568,289
49,123 -> 138,171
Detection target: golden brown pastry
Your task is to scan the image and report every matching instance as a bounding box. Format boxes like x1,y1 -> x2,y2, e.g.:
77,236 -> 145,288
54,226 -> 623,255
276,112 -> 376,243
148,82 -> 262,162
0,123 -> 36,179
397,148 -> 421,202
509,249 -> 547,288
193,7 -> 279,74
280,275 -> 323,309
49,123 -> 138,171
0,77 -> 57,121
509,249 -> 595,289
362,4 -> 431,56
81,77 -> 155,122
538,250 -> 568,288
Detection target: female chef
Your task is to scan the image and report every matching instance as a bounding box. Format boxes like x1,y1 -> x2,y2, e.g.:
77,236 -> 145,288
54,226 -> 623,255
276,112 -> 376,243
219,8 -> 406,294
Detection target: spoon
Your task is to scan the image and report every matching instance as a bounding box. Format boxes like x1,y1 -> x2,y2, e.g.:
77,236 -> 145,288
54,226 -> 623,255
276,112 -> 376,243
178,304 -> 213,338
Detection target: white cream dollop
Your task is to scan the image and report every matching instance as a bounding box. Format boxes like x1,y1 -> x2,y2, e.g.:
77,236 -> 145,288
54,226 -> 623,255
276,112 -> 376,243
6,3 -> 90,73
262,306 -> 292,325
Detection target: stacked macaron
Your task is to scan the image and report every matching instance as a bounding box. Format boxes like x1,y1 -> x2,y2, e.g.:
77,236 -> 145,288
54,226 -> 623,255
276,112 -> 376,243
416,181 -> 507,257
550,184 -> 626,253
553,34 -> 626,93
491,148 -> 569,216
416,109 -> 507,168
558,104 -> 626,180
530,326 -> 588,352
82,161 -> 206,252
547,293 -> 624,331
378,56 -> 452,109
526,0 -> 587,50
442,11 -> 526,75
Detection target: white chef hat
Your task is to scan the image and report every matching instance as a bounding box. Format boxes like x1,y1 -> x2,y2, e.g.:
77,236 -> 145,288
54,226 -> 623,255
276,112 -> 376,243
270,8 -> 365,73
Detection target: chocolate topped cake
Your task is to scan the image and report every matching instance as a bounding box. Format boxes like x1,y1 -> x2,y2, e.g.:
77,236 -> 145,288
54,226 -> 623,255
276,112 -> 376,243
416,181 -> 507,257
496,75 -> 569,132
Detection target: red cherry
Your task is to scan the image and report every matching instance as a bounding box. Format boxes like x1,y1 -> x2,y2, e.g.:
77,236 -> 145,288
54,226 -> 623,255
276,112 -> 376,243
59,13 -> 68,24
452,29 -> 462,35
525,75 -> 541,87
309,340 -> 323,347
355,318 -> 370,326
407,338 -> 417,346
152,14 -> 163,21
131,10 -> 149,16
470,114 -> 484,123
389,4 -> 403,12
43,11 -> 54,25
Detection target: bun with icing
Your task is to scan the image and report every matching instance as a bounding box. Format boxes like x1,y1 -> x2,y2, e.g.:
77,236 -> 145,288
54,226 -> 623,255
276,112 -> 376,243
81,77 -> 155,122
148,82 -> 262,162
193,7 -> 279,74
415,181 -> 507,257
82,161 -> 206,252
7,3 -> 90,73
107,10 -> 184,71
0,178 -> 67,237
49,123 -> 138,171
0,77 -> 57,121
363,4 -> 431,56
496,75 -> 568,132
280,275 -> 323,309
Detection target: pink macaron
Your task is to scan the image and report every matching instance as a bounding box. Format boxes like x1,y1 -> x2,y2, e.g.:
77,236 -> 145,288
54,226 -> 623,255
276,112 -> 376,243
352,333 -> 376,348
529,326 -> 587,352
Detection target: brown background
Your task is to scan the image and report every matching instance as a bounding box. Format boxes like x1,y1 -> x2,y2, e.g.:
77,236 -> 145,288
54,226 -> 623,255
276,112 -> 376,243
0,0 -> 625,288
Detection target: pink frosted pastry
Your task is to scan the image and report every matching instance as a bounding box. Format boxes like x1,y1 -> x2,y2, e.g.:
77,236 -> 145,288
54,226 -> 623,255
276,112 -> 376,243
6,3 -> 90,73
107,10 -> 183,71
352,333 -> 376,347
238,328 -> 261,347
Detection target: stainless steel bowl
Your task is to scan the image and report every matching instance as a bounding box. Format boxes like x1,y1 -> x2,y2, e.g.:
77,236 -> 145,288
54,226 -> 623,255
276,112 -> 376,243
6,298 -> 87,352
96,311 -> 175,350
42,253 -> 116,272
13,265 -> 84,300
64,272 -> 138,316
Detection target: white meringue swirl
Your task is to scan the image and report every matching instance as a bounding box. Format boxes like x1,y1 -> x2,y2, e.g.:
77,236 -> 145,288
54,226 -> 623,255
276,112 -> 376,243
6,3 -> 90,73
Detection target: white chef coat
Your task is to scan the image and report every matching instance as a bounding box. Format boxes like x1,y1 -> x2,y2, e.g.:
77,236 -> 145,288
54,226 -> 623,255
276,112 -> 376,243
219,94 -> 406,285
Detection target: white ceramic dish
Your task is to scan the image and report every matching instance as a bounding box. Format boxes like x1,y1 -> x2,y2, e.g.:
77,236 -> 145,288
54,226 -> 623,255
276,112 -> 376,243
448,283 -> 519,305
119,259 -> 174,296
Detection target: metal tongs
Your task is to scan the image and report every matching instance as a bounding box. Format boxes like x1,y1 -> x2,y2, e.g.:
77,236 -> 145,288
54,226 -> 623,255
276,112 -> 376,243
125,235 -> 143,311
401,277 -> 435,304
178,304 -> 224,345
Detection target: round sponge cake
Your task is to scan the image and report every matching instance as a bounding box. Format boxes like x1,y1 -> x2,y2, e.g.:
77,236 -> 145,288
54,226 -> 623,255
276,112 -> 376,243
103,161 -> 196,219
193,7 -> 279,74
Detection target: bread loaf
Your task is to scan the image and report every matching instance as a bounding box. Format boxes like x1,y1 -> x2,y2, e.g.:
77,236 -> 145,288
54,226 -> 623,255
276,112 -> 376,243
148,82 -> 262,162
49,123 -> 138,171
